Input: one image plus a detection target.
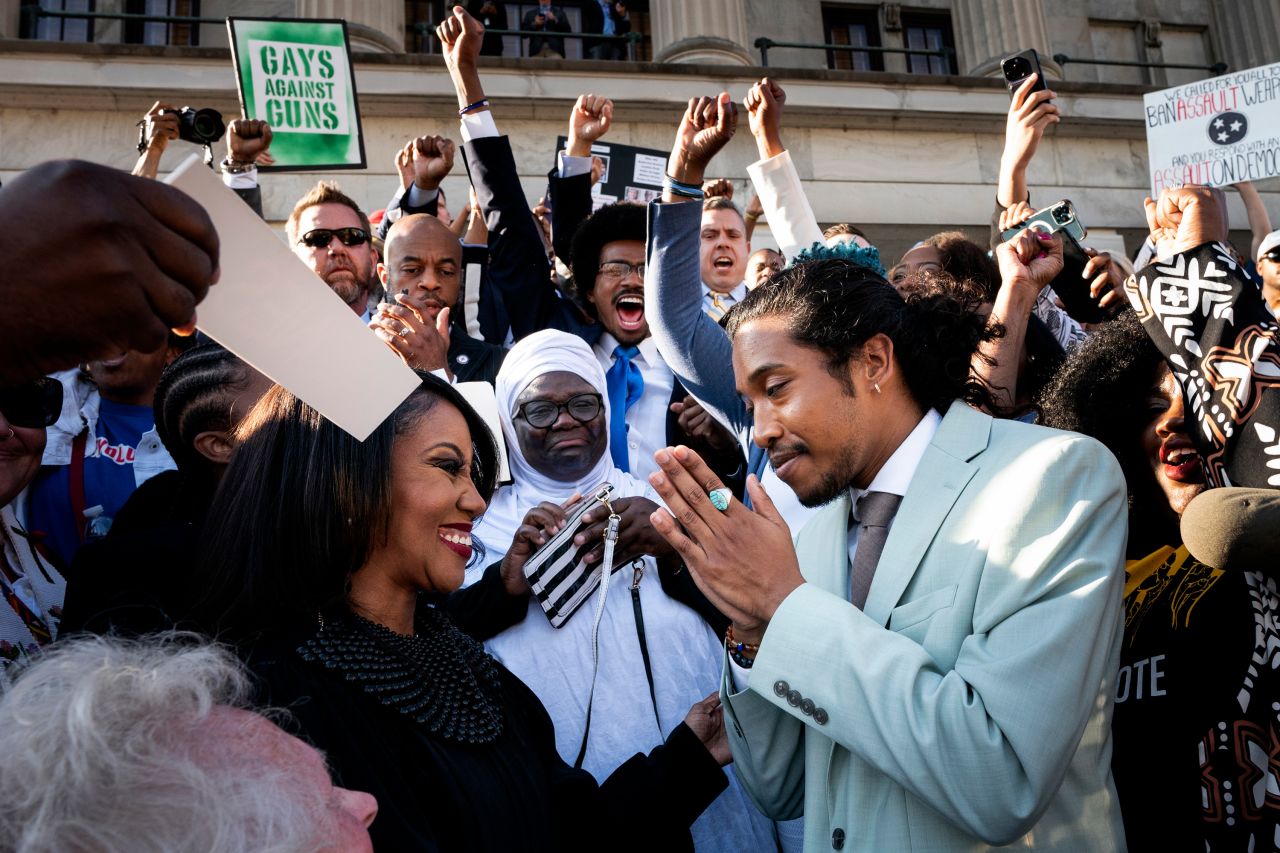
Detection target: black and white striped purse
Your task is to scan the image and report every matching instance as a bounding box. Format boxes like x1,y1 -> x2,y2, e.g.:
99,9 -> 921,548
522,483 -> 621,629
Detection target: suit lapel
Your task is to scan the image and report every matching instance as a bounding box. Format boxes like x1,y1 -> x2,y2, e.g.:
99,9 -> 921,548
861,405 -> 991,627
793,495 -> 854,597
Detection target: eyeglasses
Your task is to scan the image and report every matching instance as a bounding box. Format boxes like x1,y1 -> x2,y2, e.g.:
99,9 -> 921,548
298,227 -> 370,250
0,377 -> 63,430
1263,250 -> 1280,263
515,393 -> 603,429
597,261 -> 645,282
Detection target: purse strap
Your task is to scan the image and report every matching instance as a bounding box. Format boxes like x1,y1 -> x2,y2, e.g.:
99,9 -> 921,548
574,510 -> 620,770
630,563 -> 662,737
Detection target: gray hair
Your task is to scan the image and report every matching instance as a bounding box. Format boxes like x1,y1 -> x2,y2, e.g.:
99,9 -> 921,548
0,634 -> 337,853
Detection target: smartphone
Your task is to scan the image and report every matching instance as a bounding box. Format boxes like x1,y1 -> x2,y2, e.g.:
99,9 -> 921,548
1001,199 -> 1086,246
1002,49 -> 1048,97
1002,200 -> 1114,324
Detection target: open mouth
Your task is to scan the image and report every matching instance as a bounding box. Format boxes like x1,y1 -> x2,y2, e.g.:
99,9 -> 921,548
712,255 -> 735,274
1159,442 -> 1204,484
438,523 -> 473,561
614,292 -> 645,332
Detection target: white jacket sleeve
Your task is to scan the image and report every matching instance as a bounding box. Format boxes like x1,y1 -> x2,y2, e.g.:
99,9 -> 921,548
746,150 -> 824,262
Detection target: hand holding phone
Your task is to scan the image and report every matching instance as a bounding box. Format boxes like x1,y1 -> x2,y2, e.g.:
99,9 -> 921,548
1002,49 -> 1048,96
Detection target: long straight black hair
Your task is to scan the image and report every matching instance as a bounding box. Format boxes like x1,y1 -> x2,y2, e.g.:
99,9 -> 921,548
194,373 -> 500,641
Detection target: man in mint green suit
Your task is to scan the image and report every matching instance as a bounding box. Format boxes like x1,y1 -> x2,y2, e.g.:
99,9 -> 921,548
645,238 -> 1129,847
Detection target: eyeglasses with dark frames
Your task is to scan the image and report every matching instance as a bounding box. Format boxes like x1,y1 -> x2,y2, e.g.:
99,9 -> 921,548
515,393 -> 604,429
597,261 -> 646,282
298,227 -> 370,250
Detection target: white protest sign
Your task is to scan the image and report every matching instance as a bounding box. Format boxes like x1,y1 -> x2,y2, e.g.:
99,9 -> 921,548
1145,61 -> 1280,196
454,382 -> 511,484
165,154 -> 419,441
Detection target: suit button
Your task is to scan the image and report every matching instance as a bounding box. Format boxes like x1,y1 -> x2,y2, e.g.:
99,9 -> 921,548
832,827 -> 845,850
800,698 -> 815,716
813,708 -> 829,725
456,354 -> 470,365
773,680 -> 788,698
786,689 -> 801,707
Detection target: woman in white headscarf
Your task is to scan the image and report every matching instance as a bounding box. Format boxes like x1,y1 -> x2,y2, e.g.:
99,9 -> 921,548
469,329 -> 785,853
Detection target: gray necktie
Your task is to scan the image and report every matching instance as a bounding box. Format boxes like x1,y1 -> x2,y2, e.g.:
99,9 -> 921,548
850,491 -> 902,610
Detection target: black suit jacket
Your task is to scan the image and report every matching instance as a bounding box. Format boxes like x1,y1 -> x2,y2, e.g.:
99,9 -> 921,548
579,1 -> 630,53
463,135 -> 600,345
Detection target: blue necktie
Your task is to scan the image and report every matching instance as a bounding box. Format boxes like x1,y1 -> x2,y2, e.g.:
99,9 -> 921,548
606,345 -> 644,471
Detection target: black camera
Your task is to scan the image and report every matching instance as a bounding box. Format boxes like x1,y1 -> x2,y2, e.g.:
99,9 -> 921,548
169,106 -> 226,146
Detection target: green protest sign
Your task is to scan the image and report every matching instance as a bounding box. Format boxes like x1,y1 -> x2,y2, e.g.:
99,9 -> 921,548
227,18 -> 366,171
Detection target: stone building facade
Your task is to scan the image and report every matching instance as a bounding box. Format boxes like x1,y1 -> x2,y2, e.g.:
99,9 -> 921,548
0,0 -> 1275,262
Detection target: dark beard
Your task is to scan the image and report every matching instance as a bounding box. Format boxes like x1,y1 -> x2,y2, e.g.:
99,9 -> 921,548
796,464 -> 856,508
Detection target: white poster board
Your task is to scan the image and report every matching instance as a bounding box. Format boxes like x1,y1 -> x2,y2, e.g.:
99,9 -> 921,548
1144,61 -> 1280,196
165,154 -> 419,440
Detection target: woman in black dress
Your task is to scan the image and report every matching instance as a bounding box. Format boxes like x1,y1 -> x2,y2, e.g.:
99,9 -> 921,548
195,374 -> 728,851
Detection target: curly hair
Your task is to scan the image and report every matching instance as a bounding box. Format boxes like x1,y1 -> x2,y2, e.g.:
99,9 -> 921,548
1039,311 -> 1161,460
725,259 -> 1000,414
567,202 -> 646,315
1039,311 -> 1168,539
920,231 -> 1002,300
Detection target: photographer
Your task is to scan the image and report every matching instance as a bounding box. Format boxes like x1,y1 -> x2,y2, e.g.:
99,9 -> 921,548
132,103 -> 228,181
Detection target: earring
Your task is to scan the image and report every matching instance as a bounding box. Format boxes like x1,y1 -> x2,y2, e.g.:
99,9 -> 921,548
873,383 -> 881,394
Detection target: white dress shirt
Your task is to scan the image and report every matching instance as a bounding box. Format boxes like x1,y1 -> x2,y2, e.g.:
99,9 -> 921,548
731,407 -> 941,690
593,332 -> 674,479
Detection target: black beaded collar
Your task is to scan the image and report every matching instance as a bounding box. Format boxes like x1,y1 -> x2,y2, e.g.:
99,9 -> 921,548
297,607 -> 505,744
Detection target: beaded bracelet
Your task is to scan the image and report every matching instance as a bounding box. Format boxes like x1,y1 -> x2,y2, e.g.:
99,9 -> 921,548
726,625 -> 758,668
663,174 -> 704,200
458,98 -> 490,117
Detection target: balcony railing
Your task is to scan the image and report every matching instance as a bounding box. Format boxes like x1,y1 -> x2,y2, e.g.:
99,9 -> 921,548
413,23 -> 646,62
1052,53 -> 1228,79
754,37 -> 955,71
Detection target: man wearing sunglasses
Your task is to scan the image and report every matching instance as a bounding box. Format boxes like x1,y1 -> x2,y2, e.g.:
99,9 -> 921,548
285,183 -> 377,320
1258,230 -> 1280,318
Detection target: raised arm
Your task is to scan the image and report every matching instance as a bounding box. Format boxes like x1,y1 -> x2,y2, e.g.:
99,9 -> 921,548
549,95 -> 613,267
742,78 -> 823,262
996,75 -> 1058,211
438,6 -> 570,342
376,135 -> 450,240
976,228 -> 1065,412
1127,184 -> 1280,490
131,101 -> 178,180
645,93 -> 749,434
219,119 -> 273,219
1233,180 -> 1274,260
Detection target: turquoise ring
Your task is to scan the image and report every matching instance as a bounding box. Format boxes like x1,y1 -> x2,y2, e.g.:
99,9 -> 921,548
708,488 -> 732,512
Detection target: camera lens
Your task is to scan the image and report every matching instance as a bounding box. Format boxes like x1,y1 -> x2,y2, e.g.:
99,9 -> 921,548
1052,205 -> 1070,224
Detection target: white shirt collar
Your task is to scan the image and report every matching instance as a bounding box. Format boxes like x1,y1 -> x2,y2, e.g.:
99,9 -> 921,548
851,408 -> 941,517
703,281 -> 748,304
596,331 -> 660,366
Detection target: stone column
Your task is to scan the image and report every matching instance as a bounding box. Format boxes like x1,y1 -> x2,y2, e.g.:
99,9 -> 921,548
0,0 -> 20,39
650,0 -> 754,66
1210,0 -> 1280,77
296,0 -> 403,53
950,0 -> 1061,78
